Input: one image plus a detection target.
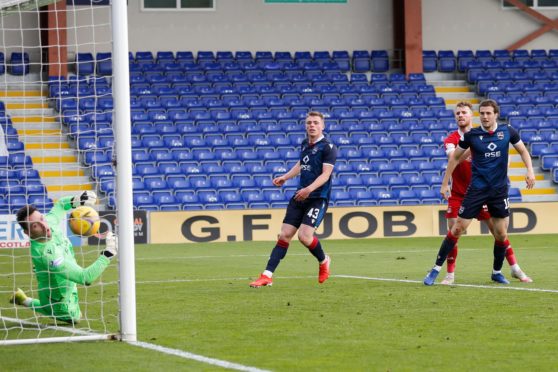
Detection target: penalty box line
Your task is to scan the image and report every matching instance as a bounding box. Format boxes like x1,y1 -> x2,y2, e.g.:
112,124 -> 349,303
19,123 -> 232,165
335,275 -> 558,294
130,341 -> 271,372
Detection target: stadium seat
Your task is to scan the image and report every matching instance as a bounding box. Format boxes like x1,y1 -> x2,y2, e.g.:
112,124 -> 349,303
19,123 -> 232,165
76,53 -> 94,75
9,52 -> 29,75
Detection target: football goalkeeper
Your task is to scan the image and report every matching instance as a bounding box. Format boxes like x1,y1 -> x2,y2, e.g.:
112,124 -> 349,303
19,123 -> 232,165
10,191 -> 118,324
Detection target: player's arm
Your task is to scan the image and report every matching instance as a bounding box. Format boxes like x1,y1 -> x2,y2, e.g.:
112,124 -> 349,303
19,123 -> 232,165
512,140 -> 536,189
441,146 -> 466,200
273,161 -> 301,186
46,233 -> 117,286
294,164 -> 334,201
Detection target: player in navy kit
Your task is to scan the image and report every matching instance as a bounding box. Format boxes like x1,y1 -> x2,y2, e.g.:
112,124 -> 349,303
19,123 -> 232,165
250,111 -> 337,287
424,99 -> 536,285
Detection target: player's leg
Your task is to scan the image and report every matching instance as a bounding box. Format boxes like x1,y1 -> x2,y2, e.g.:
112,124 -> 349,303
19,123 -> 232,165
297,199 -> 330,283
51,292 -> 81,324
250,199 -> 301,287
486,186 -> 513,284
442,215 -> 458,285
425,188 -> 485,285
483,217 -> 532,282
250,223 -> 297,288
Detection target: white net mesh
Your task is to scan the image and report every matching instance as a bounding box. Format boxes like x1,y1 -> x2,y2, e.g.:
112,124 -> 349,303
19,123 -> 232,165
0,0 -> 119,344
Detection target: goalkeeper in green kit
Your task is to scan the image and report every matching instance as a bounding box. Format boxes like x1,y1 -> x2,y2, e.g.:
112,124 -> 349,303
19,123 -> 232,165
10,191 -> 118,324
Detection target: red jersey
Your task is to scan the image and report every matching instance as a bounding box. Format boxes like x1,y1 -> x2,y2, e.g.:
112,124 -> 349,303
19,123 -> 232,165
443,129 -> 471,197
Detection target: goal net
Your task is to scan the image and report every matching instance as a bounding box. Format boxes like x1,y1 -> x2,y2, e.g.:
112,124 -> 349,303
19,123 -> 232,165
0,0 -> 135,345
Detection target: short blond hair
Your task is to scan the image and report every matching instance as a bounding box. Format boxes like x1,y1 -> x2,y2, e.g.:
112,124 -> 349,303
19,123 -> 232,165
307,111 -> 325,120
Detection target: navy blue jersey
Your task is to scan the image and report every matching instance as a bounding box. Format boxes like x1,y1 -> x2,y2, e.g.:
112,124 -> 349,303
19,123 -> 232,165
458,124 -> 520,189
297,136 -> 337,200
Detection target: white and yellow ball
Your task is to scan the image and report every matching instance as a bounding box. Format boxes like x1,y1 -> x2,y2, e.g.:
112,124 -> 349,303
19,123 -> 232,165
69,206 -> 100,237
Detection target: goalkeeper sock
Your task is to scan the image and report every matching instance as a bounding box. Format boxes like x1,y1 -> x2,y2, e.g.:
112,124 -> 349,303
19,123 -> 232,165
265,239 -> 289,273
305,237 -> 326,262
435,232 -> 459,266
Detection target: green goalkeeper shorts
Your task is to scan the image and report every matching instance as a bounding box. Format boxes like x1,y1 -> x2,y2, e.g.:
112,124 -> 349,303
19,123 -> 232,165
33,292 -> 82,324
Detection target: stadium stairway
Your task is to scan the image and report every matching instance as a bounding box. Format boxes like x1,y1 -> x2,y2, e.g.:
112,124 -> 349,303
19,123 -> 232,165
1,75 -> 94,201
429,76 -> 558,202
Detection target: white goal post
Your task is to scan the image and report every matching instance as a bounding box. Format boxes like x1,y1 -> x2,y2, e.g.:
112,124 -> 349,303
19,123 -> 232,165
0,0 -> 136,345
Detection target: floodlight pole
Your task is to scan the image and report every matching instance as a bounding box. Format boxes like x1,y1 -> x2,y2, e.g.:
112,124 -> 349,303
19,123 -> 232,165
112,0 -> 137,342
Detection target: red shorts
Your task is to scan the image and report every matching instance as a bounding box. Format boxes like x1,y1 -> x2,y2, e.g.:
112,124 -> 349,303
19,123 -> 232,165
446,195 -> 490,220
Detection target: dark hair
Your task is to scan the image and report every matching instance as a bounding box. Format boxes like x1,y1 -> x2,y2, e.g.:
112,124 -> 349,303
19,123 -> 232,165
455,101 -> 473,111
16,205 -> 38,232
479,99 -> 500,115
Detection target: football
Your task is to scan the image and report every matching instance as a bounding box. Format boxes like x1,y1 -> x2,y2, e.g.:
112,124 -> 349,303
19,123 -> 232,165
69,206 -> 100,237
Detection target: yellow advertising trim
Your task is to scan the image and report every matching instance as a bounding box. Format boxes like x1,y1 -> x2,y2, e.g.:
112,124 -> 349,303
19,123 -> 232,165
6,103 -> 48,109
12,117 -> 57,123
509,175 -> 544,181
434,86 -> 470,93
26,143 -> 69,149
32,156 -> 77,163
0,91 -> 44,97
40,170 -> 84,177
520,188 -> 556,195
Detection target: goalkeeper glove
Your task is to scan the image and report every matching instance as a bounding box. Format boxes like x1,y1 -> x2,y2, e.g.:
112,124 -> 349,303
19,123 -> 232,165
72,191 -> 97,208
102,232 -> 118,259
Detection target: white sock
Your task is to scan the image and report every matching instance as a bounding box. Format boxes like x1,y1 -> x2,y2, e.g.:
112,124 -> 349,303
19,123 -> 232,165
433,265 -> 442,272
23,298 -> 33,307
263,270 -> 273,278
493,270 -> 502,275
446,272 -> 455,278
320,255 -> 329,265
510,263 -> 520,272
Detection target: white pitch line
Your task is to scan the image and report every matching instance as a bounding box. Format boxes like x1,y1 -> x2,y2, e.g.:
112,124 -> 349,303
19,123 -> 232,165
131,341 -> 271,372
335,275 -> 558,294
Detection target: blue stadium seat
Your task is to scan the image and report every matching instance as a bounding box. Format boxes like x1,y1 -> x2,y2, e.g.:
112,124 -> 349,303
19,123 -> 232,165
9,52 -> 30,75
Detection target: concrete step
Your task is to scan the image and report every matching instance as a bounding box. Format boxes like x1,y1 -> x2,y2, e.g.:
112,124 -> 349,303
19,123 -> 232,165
34,163 -> 85,171
25,148 -> 77,158
20,135 -> 68,144
9,108 -> 55,116
521,194 -> 558,202
14,122 -> 61,131
510,180 -> 555,188
41,176 -> 91,185
0,96 -> 48,103
46,183 -> 94,193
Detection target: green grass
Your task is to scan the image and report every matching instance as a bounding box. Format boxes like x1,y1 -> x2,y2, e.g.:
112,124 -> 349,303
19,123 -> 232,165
1,234 -> 558,371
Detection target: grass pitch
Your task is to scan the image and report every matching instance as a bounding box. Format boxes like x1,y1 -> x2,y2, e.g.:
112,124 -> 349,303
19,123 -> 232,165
0,234 -> 557,371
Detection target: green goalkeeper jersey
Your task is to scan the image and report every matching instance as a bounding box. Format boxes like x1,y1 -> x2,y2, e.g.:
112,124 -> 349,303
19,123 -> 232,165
30,196 -> 110,307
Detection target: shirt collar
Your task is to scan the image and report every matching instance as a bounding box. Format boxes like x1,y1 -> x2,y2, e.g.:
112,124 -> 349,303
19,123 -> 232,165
309,135 -> 324,146
480,122 -> 498,134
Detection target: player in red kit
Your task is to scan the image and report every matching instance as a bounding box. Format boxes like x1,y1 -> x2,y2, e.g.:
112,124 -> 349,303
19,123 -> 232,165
440,101 -> 532,285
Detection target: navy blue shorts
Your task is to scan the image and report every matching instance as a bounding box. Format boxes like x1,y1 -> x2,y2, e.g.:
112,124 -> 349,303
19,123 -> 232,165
283,197 -> 328,229
458,186 -> 510,219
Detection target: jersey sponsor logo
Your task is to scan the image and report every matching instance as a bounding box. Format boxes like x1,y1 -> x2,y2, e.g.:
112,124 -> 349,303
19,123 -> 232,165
485,142 -> 501,158
50,257 -> 64,268
301,155 -> 312,171
497,131 -> 504,140
311,147 -> 318,154
458,205 -> 465,214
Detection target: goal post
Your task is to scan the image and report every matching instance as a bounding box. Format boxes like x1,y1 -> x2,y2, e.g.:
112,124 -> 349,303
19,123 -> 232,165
0,0 -> 136,344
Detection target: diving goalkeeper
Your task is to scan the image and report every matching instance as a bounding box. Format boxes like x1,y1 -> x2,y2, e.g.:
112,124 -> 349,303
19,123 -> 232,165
10,191 -> 118,324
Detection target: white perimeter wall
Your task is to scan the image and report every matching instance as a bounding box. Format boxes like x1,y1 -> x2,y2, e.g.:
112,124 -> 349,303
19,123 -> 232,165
2,0 -> 558,60
422,0 -> 558,51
